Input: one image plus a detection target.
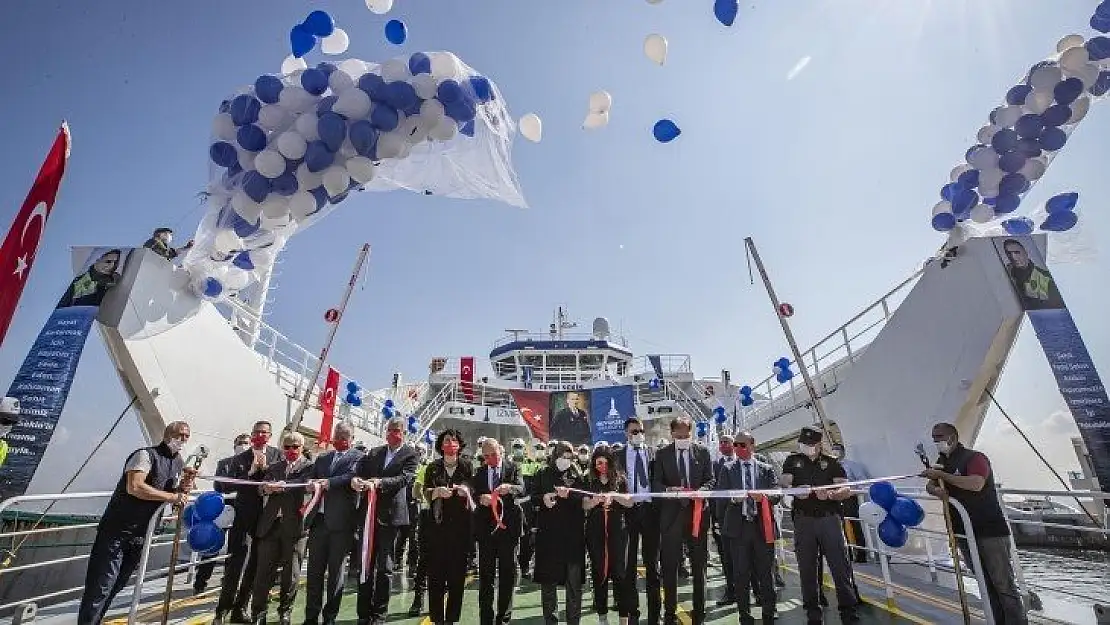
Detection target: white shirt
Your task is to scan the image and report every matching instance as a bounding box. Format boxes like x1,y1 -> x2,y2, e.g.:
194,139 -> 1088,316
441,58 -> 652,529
675,446 -> 692,486
488,463 -> 503,491
384,445 -> 401,469
625,445 -> 649,495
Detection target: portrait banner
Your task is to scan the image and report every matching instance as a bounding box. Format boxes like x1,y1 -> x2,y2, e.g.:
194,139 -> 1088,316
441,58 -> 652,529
548,390 -> 592,446
589,385 -> 635,445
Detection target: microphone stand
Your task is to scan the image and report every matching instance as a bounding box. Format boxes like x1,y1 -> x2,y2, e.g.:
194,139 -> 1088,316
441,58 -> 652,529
160,449 -> 206,624
918,447 -> 970,624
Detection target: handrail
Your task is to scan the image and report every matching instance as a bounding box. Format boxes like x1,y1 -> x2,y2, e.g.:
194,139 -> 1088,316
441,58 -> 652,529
411,381 -> 459,443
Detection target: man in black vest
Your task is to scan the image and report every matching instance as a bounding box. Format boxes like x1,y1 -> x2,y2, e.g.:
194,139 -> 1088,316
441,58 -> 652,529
923,422 -> 1028,624
77,421 -> 191,625
471,438 -> 526,625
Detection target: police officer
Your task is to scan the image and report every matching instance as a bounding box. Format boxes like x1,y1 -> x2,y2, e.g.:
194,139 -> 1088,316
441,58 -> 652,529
780,426 -> 859,624
515,439 -> 541,578
0,396 -> 20,469
78,421 -> 192,625
407,443 -> 433,617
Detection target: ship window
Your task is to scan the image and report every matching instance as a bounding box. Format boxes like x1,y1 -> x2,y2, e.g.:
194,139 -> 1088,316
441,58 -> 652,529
546,354 -> 576,369
494,360 -> 517,376
520,354 -> 543,367
580,354 -> 603,368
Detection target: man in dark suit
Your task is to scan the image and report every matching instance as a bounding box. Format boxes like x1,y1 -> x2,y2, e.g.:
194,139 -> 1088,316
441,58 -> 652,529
711,434 -> 738,606
350,417 -> 419,625
471,439 -> 526,625
652,415 -> 714,625
548,391 -> 592,445
614,417 -> 661,625
250,431 -> 315,625
195,433 -> 249,595
716,431 -> 779,625
215,421 -> 283,625
303,422 -> 363,625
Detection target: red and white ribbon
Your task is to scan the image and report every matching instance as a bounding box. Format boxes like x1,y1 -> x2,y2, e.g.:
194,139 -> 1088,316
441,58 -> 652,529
489,490 -> 507,531
299,481 -> 323,517
360,487 -> 378,584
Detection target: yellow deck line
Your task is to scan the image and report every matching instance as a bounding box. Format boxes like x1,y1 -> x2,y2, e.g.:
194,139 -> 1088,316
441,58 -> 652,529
779,564 -> 934,625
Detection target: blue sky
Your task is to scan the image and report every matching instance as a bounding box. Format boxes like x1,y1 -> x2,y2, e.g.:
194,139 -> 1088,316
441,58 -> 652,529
1,0 -> 1107,492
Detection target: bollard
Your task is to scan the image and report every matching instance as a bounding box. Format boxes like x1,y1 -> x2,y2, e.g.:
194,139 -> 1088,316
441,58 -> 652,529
12,602 -> 37,624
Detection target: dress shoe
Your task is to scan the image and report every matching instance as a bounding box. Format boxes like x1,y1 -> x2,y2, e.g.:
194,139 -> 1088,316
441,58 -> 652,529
211,613 -> 225,625
230,610 -> 251,624
407,597 -> 423,617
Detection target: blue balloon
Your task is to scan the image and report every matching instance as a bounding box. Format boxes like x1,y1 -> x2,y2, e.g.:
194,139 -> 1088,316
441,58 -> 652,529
229,95 -> 261,127
304,140 -> 336,173
304,10 -> 335,37
385,81 -> 420,115
877,517 -> 908,548
739,385 -> 752,396
1091,14 -> 1110,34
316,62 -> 337,76
990,128 -> 1018,154
210,142 -> 238,168
231,216 -> 260,239
317,95 -> 338,116
232,251 -> 255,271
713,0 -> 739,26
1041,104 -> 1071,128
469,76 -> 494,103
956,169 -> 979,189
1087,36 -> 1110,61
459,120 -> 476,137
241,171 -> 271,203
740,396 -> 754,407
940,182 -> 960,202
1014,114 -> 1044,139
998,152 -> 1026,174
370,103 -> 400,132
202,277 -> 223,299
382,406 -> 395,418
236,124 -> 267,152
931,212 -> 956,231
317,112 -> 347,152
358,73 -> 388,101
1091,71 -> 1110,97
1099,1 -> 1110,18
271,172 -> 299,196
347,381 -> 359,393
951,188 -> 979,215
194,491 -> 225,522
1015,137 -> 1042,158
437,79 -> 464,104
351,396 -> 362,407
1055,77 -> 1084,105
868,481 -> 898,510
1038,127 -> 1067,151
254,75 -> 284,105
301,68 -> 329,96
889,496 -> 926,527
444,98 -> 477,124
309,186 -> 328,210
1046,192 -> 1078,214
1005,84 -> 1032,105
182,503 -> 198,528
385,19 -> 408,45
409,52 -> 432,75
188,521 -> 224,553
653,119 -> 681,143
994,194 -> 1021,214
998,173 -> 1027,197
1002,216 -> 1035,235
290,24 -> 316,58
384,399 -> 394,407
1041,210 -> 1079,232
346,393 -> 358,404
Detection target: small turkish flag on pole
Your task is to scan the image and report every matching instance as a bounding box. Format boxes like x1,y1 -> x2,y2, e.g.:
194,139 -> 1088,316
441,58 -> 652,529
318,367 -> 340,446
0,123 -> 71,348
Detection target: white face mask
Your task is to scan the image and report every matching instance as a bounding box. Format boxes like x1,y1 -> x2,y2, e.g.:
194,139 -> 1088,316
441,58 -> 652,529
577,453 -> 589,462
555,458 -> 573,472
935,440 -> 952,455
0,424 -> 12,437
674,438 -> 692,451
167,438 -> 186,455
630,433 -> 645,447
799,443 -> 818,457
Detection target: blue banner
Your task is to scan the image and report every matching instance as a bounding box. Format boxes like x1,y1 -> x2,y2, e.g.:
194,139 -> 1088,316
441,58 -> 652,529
0,246 -> 130,500
590,385 -> 635,444
648,355 -> 664,380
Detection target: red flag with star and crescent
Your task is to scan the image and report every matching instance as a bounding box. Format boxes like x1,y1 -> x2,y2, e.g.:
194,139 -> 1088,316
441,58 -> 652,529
318,367 -> 340,446
0,123 -> 71,348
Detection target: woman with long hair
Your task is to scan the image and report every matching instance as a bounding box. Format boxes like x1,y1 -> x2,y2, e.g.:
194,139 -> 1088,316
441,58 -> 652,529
533,440 -> 587,625
582,447 -> 635,625
422,429 -> 474,625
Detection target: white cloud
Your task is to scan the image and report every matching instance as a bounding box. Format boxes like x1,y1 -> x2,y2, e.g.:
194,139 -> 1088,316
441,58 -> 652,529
786,56 -> 812,81
977,409 -> 1082,491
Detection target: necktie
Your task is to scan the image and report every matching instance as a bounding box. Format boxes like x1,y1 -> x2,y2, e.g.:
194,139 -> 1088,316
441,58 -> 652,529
743,462 -> 754,519
634,449 -> 648,494
678,450 -> 688,488
329,451 -> 343,473
491,467 -> 500,490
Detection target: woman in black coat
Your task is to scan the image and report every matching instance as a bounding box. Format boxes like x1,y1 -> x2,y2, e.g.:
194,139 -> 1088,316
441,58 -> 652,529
582,447 -> 635,625
533,440 -> 586,625
422,429 -> 474,625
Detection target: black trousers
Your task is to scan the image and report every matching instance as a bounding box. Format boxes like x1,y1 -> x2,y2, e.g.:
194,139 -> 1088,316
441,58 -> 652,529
623,503 -> 661,624
250,526 -> 305,619
394,520 -> 419,570
304,516 -> 351,623
660,511 -> 708,624
728,520 -> 775,618
77,528 -> 145,625
794,514 -> 858,622
194,551 -> 219,590
712,522 -> 735,600
412,509 -> 430,595
477,533 -> 519,625
356,523 -> 399,622
216,524 -> 256,614
426,531 -> 468,624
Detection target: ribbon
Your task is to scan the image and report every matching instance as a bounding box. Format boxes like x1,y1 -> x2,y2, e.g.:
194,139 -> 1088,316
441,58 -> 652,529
489,490 -> 507,531
602,501 -> 610,581
690,488 -> 703,538
200,475 -> 316,488
299,481 -> 323,517
565,473 -> 918,501
760,495 -> 774,545
360,487 -> 378,584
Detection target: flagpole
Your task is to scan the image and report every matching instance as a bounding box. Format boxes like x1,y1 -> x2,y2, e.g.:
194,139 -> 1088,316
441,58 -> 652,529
289,243 -> 370,431
743,237 -> 834,441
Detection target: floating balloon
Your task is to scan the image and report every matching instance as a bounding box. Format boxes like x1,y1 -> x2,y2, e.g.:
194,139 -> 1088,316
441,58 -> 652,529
385,19 -> 408,45
1002,216 -> 1035,235
519,113 -> 543,142
303,10 -> 336,38
1045,192 -> 1078,213
583,111 -> 609,130
365,0 -> 394,14
653,119 -> 681,143
714,0 -> 739,26
1040,210 -> 1078,232
321,28 -> 350,55
644,34 -> 668,65
588,91 -> 613,114
290,24 -> 315,58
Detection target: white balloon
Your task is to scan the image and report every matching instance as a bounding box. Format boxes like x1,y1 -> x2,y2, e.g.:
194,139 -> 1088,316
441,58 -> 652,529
346,156 -> 377,183
236,147 -> 256,171
519,113 -> 543,142
992,105 -> 1023,128
1060,47 -> 1090,75
231,190 -> 263,222
411,73 -> 439,100
321,28 -> 350,55
420,98 -> 446,126
339,138 -> 357,158
365,0 -> 394,14
978,167 -> 1005,193
295,162 -> 324,190
212,113 -> 236,142
260,195 -> 290,219
429,118 -> 458,141
582,111 -> 609,130
969,204 -> 995,224
429,52 -> 462,79
1025,90 -> 1055,114
1029,65 -> 1063,91
588,91 -> 613,114
254,150 -> 287,179
214,230 -> 243,254
214,503 -> 237,529
406,117 -> 431,144
644,34 -> 668,65
333,88 -> 372,119
289,191 -> 317,221
932,200 -> 953,216
281,55 -> 308,75
295,112 -> 320,141
1075,63 -> 1101,89
1057,34 -> 1085,53
260,215 -> 291,232
949,164 -> 972,182
276,131 -> 308,160
976,125 -> 1000,145
257,104 -> 291,131
376,131 -> 407,159
328,67 -> 356,93
381,58 -> 411,83
968,146 -> 998,170
338,58 -> 368,80
278,86 -> 314,113
858,501 -> 887,526
1068,95 -> 1091,123
249,247 -> 276,267
322,166 -> 350,197
1019,157 -> 1047,181
947,224 -> 970,247
224,267 -> 251,291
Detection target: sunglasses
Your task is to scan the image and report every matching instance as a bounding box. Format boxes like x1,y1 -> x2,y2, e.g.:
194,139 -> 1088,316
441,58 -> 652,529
283,444 -> 301,450
628,429 -> 644,435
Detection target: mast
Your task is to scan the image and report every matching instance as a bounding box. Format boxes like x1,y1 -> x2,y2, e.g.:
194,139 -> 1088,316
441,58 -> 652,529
289,243 -> 371,431
743,237 -> 834,441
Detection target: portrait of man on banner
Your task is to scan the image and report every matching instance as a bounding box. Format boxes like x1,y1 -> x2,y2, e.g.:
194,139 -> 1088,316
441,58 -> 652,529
993,237 -> 1065,311
548,390 -> 591,445
56,247 -> 130,309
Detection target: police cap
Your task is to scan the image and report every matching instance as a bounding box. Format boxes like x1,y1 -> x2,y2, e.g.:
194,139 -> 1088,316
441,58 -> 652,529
798,426 -> 823,445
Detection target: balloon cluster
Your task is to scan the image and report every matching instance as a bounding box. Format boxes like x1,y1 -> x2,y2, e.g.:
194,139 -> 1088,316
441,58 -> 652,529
290,10 -> 348,58
184,491 -> 231,554
713,405 -> 728,425
423,428 -> 435,445
1002,191 -> 1079,236
696,420 -> 709,438
187,50 -> 524,300
738,385 -> 754,407
931,33 -> 1110,236
771,357 -> 794,384
346,381 -> 363,408
858,481 -> 925,549
381,398 -> 396,418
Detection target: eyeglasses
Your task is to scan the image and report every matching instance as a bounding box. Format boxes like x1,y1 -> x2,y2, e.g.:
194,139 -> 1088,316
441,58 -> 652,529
628,429 -> 644,435
283,444 -> 301,450
736,442 -> 748,448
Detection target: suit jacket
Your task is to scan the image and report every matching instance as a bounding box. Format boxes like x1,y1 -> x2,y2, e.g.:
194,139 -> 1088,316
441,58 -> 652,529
256,456 -> 315,539
714,458 -> 779,538
548,408 -> 592,445
613,444 -> 656,497
354,444 -> 418,527
223,446 -> 283,533
710,456 -> 735,521
306,448 -> 364,534
471,460 -> 526,539
651,442 -> 714,535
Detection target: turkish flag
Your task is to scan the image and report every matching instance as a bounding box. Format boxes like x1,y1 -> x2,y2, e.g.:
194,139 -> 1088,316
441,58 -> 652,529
510,389 -> 551,441
0,124 -> 71,347
318,367 -> 340,445
460,356 -> 475,402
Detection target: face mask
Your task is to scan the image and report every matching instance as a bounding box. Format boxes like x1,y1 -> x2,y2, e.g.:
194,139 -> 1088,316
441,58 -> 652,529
736,445 -> 753,461
674,438 -> 692,451
718,444 -> 733,456
250,433 -> 270,449
0,424 -> 12,437
486,454 -> 501,467
234,444 -> 249,455
386,431 -> 403,447
799,443 -> 818,457
595,461 -> 609,476
333,438 -> 351,452
284,448 -> 301,463
555,458 -> 573,472
512,449 -> 524,460
166,438 -> 185,455
442,441 -> 460,457
935,440 -> 952,455
630,433 -> 645,447
578,453 -> 589,462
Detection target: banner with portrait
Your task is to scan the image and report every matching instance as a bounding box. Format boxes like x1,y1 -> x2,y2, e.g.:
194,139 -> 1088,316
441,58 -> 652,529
993,235 -> 1110,491
548,390 -> 592,446
590,385 -> 635,445
0,246 -> 132,500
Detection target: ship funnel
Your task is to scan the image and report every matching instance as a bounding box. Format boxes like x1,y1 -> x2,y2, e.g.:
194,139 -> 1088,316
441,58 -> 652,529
592,317 -> 611,339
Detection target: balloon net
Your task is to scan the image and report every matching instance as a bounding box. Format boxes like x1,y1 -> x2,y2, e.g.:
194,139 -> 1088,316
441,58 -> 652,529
185,51 -> 525,300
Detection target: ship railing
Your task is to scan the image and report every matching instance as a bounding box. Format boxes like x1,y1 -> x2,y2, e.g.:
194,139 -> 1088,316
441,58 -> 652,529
491,331 -> 630,349
662,379 -> 714,423
410,381 -> 459,442
741,268 -> 923,429
0,490 -> 236,621
629,354 -> 692,377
